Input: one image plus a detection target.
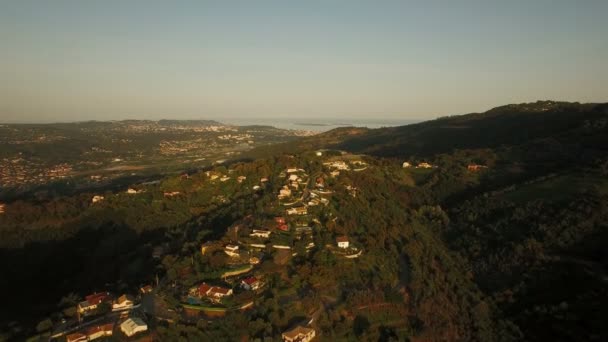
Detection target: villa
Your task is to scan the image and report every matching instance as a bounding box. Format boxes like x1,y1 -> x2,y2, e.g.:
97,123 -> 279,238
282,326 -> 316,342
336,236 -> 350,249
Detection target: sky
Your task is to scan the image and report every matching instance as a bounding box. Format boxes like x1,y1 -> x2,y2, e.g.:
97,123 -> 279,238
0,0 -> 607,123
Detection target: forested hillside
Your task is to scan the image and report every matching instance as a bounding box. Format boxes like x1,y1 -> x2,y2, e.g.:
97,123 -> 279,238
2,101 -> 607,341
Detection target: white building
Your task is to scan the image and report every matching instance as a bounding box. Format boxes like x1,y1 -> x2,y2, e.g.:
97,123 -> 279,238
224,244 -> 240,257
120,317 -> 148,337
402,162 -> 412,168
282,326 -> 316,342
91,195 -> 104,204
250,229 -> 272,238
112,294 -> 134,311
336,236 -> 350,249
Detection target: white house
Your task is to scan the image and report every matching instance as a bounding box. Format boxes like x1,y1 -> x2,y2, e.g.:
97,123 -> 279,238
250,229 -> 272,238
240,277 -> 261,291
112,294 -> 134,311
336,236 -> 350,249
286,207 -> 307,216
282,326 -> 316,342
402,162 -> 412,168
278,187 -> 292,199
91,195 -> 104,204
120,317 -> 148,337
224,244 -> 240,257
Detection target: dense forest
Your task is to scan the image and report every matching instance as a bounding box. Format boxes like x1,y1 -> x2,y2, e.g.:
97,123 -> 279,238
1,101 -> 607,341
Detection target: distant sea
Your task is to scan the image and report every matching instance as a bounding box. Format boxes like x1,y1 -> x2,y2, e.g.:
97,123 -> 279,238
223,117 -> 420,132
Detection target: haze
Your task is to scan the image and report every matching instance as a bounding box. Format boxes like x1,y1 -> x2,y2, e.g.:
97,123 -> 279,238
1,0 -> 607,123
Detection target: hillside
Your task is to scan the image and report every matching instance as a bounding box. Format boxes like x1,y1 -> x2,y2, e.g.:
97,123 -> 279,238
2,101 -> 608,341
248,101 -> 608,159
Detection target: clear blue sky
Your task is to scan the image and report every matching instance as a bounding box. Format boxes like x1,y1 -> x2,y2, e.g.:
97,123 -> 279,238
1,0 -> 606,123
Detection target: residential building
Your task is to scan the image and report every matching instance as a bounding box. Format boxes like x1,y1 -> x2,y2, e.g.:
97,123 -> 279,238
278,187 -> 292,199
336,236 -> 350,249
78,292 -> 112,314
0,203 -> 4,214
286,168 -> 298,173
260,177 -> 269,183
120,317 -> 148,337
402,161 -> 412,168
289,174 -> 298,182
250,229 -> 272,238
112,294 -> 134,311
207,286 -> 233,299
140,285 -> 153,294
468,164 -> 488,171
91,195 -> 104,204
252,185 -> 261,191
417,162 -> 433,169
241,277 -> 261,291
224,244 -> 240,257
126,188 -> 138,194
287,207 -> 307,216
163,191 -> 181,197
86,323 -> 114,340
220,176 -> 231,182
282,326 -> 316,342
66,332 -> 87,342
237,176 -> 247,183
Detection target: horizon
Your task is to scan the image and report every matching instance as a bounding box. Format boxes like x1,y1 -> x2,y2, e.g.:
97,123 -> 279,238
1,1 -> 607,122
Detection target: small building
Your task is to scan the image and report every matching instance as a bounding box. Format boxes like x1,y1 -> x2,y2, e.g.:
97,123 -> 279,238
286,207 -> 307,216
278,187 -> 292,199
112,294 -> 135,311
336,236 -> 350,249
260,177 -> 269,183
237,176 -> 247,183
250,229 -> 272,238
140,285 -> 153,294
78,292 -> 112,314
282,326 -> 316,342
86,323 -> 113,340
417,162 -> 433,169
252,185 -> 261,191
91,195 -> 104,204
402,161 -> 412,168
207,286 -> 233,299
241,277 -> 261,291
286,168 -> 298,173
163,191 -> 181,197
66,332 -> 88,342
330,170 -> 340,177
315,151 -> 323,156
220,176 -> 231,182
224,244 -> 240,257
288,174 -> 298,182
126,188 -> 138,194
120,317 -> 148,337
467,164 -> 488,172
0,203 -> 4,214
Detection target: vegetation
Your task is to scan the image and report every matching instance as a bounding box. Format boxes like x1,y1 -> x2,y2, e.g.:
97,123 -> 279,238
1,101 -> 607,341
